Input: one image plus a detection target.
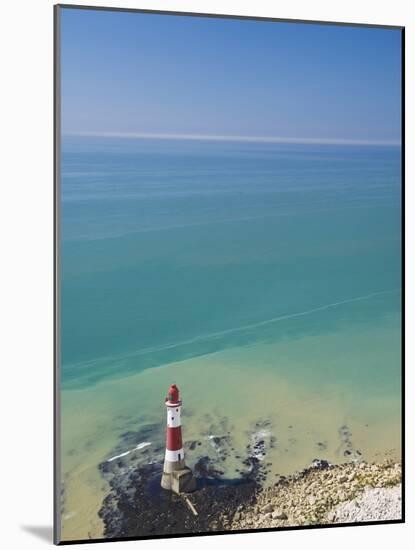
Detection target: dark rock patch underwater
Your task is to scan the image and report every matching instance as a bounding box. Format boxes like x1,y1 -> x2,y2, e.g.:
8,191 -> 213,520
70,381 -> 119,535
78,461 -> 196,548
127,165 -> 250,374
99,461 -> 259,538
97,418 -> 268,538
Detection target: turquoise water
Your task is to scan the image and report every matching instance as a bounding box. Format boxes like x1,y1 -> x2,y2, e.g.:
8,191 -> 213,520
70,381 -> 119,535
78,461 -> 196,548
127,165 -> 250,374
60,136 -> 401,539
61,137 -> 401,389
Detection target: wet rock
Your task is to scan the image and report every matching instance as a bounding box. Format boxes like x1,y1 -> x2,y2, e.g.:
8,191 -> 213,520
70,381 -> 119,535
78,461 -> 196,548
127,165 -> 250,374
337,425 -> 362,462
311,459 -> 332,470
194,456 -> 223,479
99,459 -> 259,538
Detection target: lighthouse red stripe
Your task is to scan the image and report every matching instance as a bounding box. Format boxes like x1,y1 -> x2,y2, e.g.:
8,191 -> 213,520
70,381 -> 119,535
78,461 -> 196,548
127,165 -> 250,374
166,426 -> 183,451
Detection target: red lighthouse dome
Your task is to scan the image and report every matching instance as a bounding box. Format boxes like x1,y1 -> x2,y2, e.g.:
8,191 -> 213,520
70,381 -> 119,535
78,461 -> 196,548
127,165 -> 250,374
166,383 -> 180,404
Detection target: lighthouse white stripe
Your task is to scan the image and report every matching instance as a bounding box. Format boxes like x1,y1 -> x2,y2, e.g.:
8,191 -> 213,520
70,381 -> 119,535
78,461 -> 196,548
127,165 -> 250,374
167,407 -> 181,428
165,448 -> 184,462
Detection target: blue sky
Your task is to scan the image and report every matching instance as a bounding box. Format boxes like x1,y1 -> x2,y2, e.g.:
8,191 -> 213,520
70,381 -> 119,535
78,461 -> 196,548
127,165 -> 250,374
60,8 -> 402,144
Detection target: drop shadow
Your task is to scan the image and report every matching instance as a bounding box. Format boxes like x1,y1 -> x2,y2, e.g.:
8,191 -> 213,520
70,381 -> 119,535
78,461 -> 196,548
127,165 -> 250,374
21,525 -> 53,543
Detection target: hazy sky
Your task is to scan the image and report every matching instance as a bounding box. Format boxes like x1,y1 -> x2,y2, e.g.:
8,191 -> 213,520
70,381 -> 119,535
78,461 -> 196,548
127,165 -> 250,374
60,8 -> 402,144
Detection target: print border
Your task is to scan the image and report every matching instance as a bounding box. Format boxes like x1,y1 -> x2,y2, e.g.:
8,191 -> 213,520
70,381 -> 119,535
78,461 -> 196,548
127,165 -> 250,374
53,4 -> 405,545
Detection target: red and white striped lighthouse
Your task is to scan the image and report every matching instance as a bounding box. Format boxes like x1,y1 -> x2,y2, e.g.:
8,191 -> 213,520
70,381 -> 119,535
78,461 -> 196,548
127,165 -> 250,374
161,383 -> 196,493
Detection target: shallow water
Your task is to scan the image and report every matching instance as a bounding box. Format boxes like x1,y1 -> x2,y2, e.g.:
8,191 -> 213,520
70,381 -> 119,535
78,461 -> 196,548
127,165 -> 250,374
59,137 -> 401,540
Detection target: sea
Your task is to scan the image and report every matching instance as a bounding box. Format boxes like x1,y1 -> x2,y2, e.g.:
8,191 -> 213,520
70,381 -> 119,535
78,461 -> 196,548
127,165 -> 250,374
59,136 -> 402,540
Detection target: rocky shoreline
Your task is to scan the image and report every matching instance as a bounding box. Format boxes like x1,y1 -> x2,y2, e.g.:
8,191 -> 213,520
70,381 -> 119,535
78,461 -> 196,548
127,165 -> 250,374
97,441 -> 401,538
98,458 -> 401,538
93,417 -> 401,539
226,459 -> 402,530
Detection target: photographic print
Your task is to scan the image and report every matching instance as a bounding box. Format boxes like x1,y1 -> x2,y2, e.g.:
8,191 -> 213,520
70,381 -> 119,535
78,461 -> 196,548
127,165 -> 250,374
54,5 -> 403,544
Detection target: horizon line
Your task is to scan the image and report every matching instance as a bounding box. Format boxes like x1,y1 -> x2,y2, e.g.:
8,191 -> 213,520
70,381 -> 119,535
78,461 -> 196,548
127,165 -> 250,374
63,131 -> 401,147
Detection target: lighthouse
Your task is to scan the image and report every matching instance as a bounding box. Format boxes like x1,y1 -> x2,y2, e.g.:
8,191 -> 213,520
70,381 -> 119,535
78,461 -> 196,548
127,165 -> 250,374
161,383 -> 196,493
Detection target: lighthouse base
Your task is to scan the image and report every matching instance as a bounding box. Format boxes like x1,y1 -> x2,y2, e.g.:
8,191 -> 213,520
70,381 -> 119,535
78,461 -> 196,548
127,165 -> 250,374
161,467 -> 197,494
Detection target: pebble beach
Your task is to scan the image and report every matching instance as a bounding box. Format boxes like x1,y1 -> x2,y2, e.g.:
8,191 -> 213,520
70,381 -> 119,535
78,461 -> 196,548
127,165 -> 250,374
227,459 -> 402,531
